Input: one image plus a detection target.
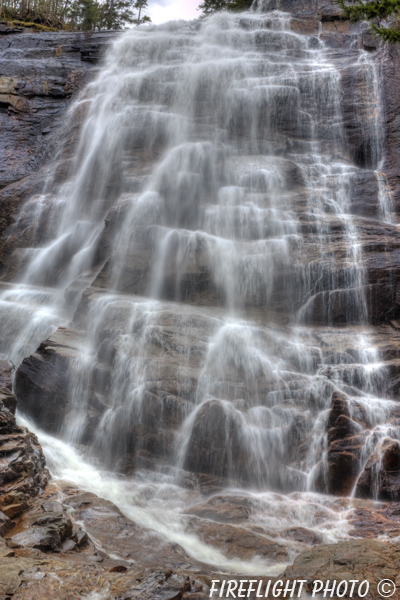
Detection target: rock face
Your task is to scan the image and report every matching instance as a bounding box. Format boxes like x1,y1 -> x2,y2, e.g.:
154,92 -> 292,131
325,391 -> 364,496
0,362 -> 47,517
0,28 -> 118,277
0,29 -> 116,191
183,400 -> 248,480
381,43 -> 400,213
4,488 -> 400,599
14,328 -> 82,434
356,438 -> 400,501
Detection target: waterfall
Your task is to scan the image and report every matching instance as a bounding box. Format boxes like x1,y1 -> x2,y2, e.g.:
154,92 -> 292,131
1,5 -> 399,573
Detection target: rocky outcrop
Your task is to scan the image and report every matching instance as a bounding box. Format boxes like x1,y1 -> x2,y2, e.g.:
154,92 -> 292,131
0,362 -> 47,519
325,391 -> 364,496
0,481 -> 213,600
356,438 -> 400,501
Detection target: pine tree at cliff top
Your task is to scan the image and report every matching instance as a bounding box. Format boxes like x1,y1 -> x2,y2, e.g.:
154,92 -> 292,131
198,0 -> 226,16
198,0 -> 253,17
339,0 -> 400,43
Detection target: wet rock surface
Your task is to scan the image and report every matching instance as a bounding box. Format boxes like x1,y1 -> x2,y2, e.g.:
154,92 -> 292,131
0,29 -> 117,191
5,483 -> 400,598
0,362 -> 47,516
14,319 -> 400,494
356,438 -> 400,501
283,539 -> 400,600
7,356 -> 400,598
325,391 -> 364,496
15,327 -> 82,434
0,29 -> 118,277
0,488 -> 210,599
0,554 -> 211,600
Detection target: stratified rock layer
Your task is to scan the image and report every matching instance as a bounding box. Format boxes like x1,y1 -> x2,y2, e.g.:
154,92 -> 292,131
0,29 -> 118,277
0,362 -> 47,517
0,29 -> 117,191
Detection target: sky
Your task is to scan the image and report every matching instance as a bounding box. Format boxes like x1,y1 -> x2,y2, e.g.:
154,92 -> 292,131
149,0 -> 199,24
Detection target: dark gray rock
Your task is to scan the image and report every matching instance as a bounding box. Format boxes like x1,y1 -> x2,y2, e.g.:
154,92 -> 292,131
14,327 -> 82,434
381,43 -> 400,213
0,374 -> 48,505
356,438 -> 400,501
0,30 -> 118,191
0,30 -> 119,278
325,391 -> 364,496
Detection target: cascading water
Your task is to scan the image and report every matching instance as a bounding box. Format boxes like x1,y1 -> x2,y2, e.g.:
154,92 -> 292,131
1,1 -> 399,574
